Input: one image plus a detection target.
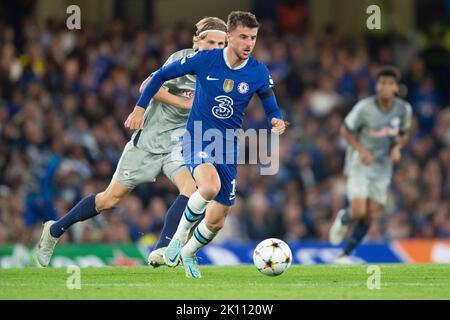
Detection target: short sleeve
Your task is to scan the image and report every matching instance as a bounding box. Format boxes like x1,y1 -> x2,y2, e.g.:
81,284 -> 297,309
136,50 -> 206,109
344,101 -> 366,132
401,102 -> 413,132
162,49 -> 192,67
159,50 -> 206,79
160,50 -> 190,89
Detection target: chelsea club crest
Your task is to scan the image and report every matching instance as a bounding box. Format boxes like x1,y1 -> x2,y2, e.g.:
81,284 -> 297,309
237,82 -> 249,94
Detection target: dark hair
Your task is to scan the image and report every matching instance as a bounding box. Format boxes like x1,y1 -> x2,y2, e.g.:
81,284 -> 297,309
376,66 -> 401,83
227,11 -> 260,33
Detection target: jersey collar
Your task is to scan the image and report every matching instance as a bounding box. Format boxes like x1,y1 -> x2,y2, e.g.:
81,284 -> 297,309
223,47 -> 249,70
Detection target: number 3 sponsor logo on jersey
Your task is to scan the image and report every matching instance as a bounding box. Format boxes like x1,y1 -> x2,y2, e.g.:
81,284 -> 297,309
212,95 -> 234,119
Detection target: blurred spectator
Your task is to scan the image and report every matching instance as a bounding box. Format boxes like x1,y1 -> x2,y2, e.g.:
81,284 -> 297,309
309,74 -> 343,117
410,76 -> 442,134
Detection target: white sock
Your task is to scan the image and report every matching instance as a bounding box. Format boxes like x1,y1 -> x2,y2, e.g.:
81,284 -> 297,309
174,190 -> 210,242
182,219 -> 217,256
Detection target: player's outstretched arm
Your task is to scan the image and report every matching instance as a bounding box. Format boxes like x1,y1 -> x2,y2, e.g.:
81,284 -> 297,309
139,76 -> 193,109
124,56 -> 199,130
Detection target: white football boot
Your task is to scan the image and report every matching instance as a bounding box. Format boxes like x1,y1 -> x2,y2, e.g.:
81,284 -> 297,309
147,247 -> 166,268
35,221 -> 59,267
334,255 -> 356,264
329,209 -> 349,245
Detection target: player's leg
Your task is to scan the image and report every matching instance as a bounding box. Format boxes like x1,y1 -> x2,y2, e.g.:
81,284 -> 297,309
49,140 -> 146,239
154,156 -> 198,249
182,200 -> 229,257
175,163 -> 221,242
164,163 -> 221,267
329,174 -> 368,245
181,201 -> 230,278
35,180 -> 131,267
339,199 -> 370,258
53,180 -> 132,235
178,163 -> 235,278
367,199 -> 382,222
339,178 -> 388,260
148,166 -> 197,267
36,141 -> 148,267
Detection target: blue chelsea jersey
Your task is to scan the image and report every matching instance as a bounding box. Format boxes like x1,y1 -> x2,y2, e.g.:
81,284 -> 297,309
136,47 -> 282,160
180,48 -> 275,136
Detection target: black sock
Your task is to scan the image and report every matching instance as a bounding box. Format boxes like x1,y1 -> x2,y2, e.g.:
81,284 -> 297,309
154,194 -> 189,250
343,220 -> 370,256
50,195 -> 99,238
340,207 -> 351,225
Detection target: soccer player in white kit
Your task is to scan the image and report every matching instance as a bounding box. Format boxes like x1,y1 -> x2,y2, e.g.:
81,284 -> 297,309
329,66 -> 413,263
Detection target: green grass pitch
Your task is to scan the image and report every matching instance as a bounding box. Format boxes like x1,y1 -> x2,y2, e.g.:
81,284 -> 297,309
1,264 -> 449,300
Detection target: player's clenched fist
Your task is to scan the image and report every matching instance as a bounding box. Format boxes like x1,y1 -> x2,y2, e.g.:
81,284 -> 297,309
271,118 -> 287,135
124,106 -> 145,130
358,147 -> 374,166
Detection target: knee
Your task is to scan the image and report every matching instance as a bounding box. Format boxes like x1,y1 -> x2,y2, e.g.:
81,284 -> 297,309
199,184 -> 220,200
198,177 -> 221,200
95,192 -> 122,211
194,164 -> 221,200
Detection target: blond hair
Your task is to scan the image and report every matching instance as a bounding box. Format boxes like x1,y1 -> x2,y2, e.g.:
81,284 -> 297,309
192,17 -> 227,50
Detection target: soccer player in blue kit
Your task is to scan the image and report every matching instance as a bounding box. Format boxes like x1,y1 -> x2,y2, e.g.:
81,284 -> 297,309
126,11 -> 287,278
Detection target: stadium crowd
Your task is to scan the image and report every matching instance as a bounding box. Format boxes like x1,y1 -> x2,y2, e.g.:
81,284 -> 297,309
0,14 -> 449,246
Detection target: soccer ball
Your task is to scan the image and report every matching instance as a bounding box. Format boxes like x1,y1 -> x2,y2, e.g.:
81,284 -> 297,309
253,238 -> 292,276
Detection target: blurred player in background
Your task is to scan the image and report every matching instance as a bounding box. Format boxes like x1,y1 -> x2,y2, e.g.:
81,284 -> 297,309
329,66 -> 413,263
133,11 -> 287,278
35,17 -> 227,268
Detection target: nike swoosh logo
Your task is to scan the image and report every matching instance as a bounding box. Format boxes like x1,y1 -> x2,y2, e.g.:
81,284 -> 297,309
168,255 -> 177,263
167,243 -> 180,263
188,266 -> 197,277
206,75 -> 219,81
229,195 -> 236,200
